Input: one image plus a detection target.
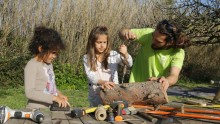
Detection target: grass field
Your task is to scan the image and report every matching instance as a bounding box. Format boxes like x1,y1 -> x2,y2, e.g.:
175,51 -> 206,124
0,86 -> 89,109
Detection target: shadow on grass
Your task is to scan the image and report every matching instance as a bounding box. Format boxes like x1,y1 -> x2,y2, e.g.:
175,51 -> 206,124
167,85 -> 219,101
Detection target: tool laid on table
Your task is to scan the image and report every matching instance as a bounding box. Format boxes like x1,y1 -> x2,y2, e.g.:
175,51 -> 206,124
71,105 -> 110,119
146,110 -> 220,121
110,100 -> 129,110
110,100 -> 130,121
0,106 -> 44,124
71,101 -> 136,122
133,104 -> 220,121
137,111 -> 158,123
114,102 -> 124,121
133,104 -> 220,115
107,107 -> 114,122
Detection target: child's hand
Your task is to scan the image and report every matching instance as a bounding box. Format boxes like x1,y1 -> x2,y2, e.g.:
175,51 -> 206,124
101,81 -> 115,90
58,93 -> 68,101
119,44 -> 128,58
53,96 -> 69,108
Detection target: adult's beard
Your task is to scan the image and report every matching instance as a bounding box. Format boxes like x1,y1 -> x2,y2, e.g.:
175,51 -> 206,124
151,44 -> 171,50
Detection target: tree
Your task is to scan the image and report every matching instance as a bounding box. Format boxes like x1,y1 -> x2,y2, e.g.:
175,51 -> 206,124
159,0 -> 219,45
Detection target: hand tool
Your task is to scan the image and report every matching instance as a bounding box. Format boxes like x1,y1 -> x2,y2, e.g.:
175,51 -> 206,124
137,111 -> 158,123
133,104 -> 220,115
107,107 -> 114,122
71,105 -> 110,118
50,101 -> 70,111
0,106 -> 44,124
114,102 -> 124,121
133,104 -> 220,121
145,110 -> 220,121
111,100 -> 129,110
108,100 -> 128,121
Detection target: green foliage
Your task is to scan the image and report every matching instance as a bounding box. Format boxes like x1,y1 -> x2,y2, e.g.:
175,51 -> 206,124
0,58 -> 89,108
0,55 -> 88,90
0,55 -> 30,88
54,62 -> 88,90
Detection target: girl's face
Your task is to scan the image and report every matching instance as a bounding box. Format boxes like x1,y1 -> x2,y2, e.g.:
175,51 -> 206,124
95,34 -> 108,54
42,51 -> 58,64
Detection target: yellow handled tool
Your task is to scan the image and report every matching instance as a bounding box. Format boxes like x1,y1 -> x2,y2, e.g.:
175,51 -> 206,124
71,105 -> 110,118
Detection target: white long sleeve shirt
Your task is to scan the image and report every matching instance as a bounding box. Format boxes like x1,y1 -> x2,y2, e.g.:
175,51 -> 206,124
83,50 -> 133,106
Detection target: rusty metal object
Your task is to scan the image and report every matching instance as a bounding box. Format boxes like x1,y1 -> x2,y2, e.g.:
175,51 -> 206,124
100,81 -> 168,106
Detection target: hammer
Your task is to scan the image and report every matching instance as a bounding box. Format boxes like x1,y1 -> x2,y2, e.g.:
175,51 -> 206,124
71,105 -> 110,118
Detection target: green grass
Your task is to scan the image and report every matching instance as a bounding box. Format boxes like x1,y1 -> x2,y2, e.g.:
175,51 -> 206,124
0,86 -> 27,109
176,77 -> 212,89
0,86 -> 89,109
61,89 -> 89,107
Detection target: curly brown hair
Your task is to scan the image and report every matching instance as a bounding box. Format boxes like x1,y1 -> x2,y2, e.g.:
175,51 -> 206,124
156,19 -> 191,49
28,26 -> 65,57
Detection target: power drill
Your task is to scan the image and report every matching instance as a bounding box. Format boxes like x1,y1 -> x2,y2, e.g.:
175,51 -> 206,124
0,106 -> 44,124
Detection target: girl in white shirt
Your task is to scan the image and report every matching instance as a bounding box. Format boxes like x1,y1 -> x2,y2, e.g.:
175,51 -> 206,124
83,26 -> 133,107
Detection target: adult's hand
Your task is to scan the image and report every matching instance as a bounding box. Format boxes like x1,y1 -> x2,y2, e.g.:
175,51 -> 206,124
148,76 -> 169,91
119,29 -> 137,41
158,76 -> 169,91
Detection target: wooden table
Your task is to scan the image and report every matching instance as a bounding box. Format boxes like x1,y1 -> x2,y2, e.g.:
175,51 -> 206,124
4,108 -> 220,124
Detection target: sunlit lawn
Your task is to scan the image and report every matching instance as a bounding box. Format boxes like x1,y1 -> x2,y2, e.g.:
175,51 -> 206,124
0,86 -> 89,109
